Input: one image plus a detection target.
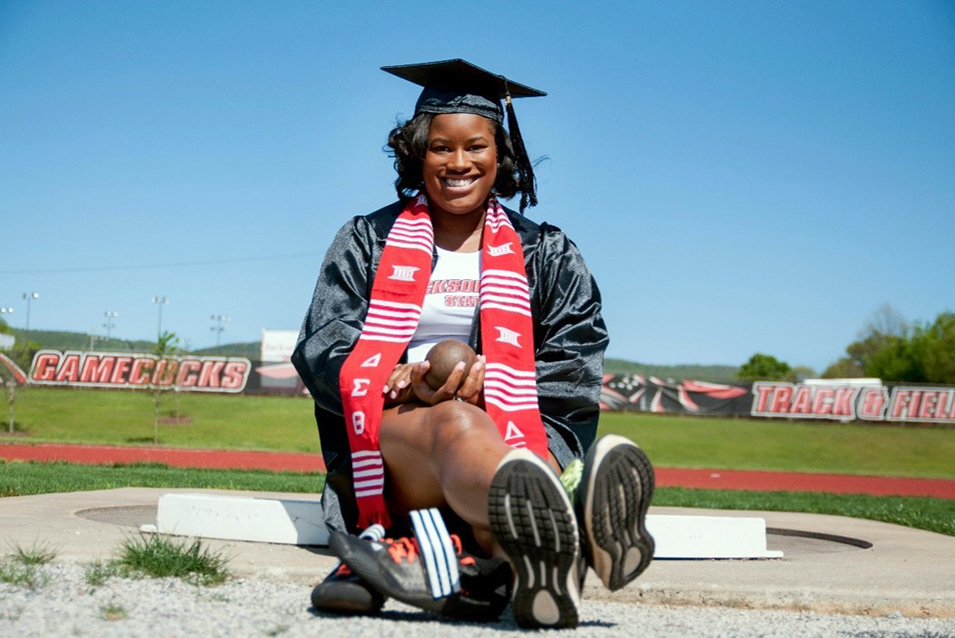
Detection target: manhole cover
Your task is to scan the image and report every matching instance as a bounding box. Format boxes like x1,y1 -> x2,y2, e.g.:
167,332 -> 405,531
75,505 -> 158,528
767,527 -> 872,555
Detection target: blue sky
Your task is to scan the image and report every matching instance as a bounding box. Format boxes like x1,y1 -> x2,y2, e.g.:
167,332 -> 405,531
2,1 -> 953,372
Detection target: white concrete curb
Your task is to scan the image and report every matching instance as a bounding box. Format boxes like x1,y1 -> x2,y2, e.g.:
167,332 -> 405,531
142,494 -> 781,559
141,493 -> 329,545
647,514 -> 783,559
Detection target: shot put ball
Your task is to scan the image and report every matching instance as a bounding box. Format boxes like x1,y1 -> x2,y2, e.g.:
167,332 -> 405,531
424,340 -> 477,390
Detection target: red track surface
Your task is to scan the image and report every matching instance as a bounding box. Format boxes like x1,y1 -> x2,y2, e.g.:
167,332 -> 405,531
3,442 -> 954,499
655,467 -> 955,499
0,443 -> 325,473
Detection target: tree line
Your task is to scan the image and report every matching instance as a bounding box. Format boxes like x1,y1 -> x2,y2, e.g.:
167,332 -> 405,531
738,304 -> 955,384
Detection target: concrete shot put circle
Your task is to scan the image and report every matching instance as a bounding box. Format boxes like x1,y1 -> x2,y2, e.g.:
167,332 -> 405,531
2,487 -> 955,619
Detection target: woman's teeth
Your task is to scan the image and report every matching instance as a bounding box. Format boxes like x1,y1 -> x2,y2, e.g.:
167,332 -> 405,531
444,178 -> 475,187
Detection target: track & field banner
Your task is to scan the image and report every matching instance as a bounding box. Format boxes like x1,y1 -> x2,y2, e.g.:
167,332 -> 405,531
752,381 -> 955,425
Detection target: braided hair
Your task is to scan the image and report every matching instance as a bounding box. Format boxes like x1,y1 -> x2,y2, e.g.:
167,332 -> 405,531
386,112 -> 538,213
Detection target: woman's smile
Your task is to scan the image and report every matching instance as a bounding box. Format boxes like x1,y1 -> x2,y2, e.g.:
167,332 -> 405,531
443,176 -> 479,189
423,113 -> 498,218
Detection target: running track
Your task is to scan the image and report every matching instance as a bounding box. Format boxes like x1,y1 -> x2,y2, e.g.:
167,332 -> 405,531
2,442 -> 954,499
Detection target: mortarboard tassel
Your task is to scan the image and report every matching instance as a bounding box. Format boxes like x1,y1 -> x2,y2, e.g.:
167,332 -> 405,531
505,90 -> 538,212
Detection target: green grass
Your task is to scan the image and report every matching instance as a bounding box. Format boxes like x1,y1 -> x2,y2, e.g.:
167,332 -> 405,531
85,560 -> 128,587
0,541 -> 58,589
4,388 -> 955,539
2,459 -> 953,538
9,388 -> 319,452
655,487 -> 955,537
600,412 -> 955,478
8,388 -> 954,480
116,534 -> 230,586
79,533 -> 230,590
0,460 -> 324,497
0,562 -> 47,589
9,540 -> 59,565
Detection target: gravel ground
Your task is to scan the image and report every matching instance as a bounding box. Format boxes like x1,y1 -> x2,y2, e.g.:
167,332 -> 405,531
2,564 -> 954,638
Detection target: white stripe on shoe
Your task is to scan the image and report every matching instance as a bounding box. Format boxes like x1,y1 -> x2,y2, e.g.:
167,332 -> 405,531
410,508 -> 460,599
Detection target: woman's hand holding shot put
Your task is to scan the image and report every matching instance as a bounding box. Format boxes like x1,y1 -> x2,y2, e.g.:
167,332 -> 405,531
383,355 -> 485,406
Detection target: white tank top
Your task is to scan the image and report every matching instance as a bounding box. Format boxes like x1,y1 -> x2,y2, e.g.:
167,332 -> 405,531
406,247 -> 481,362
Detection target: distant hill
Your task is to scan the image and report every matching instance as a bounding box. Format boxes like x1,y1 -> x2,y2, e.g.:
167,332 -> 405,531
7,329 -> 258,358
7,328 -> 739,381
604,358 -> 740,383
7,328 -> 156,353
192,342 -> 260,358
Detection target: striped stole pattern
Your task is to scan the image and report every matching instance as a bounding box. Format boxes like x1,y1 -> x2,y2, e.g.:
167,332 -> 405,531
339,196 -> 547,529
479,201 -> 548,456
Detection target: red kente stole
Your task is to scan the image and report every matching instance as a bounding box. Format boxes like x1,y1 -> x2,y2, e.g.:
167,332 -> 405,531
339,194 -> 548,528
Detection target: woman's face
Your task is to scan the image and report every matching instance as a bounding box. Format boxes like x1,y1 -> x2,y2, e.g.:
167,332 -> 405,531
422,113 -> 498,218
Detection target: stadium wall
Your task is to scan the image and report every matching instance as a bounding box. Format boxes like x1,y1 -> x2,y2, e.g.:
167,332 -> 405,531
601,374 -> 955,425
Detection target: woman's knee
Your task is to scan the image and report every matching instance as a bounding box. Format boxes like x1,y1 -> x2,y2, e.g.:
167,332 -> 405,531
424,401 -> 500,455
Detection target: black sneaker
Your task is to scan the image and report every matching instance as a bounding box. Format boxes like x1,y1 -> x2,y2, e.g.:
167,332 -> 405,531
575,434 -> 655,591
487,449 -> 582,629
330,530 -> 512,621
311,561 -> 386,615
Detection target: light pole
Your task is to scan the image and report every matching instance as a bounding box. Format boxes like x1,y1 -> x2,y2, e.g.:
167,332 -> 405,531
22,292 -> 39,342
210,314 -> 230,348
88,325 -> 101,351
151,296 -> 168,340
103,311 -> 118,343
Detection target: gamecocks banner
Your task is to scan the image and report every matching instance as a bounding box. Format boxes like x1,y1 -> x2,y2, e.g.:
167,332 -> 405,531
601,374 -> 752,416
28,350 -> 251,393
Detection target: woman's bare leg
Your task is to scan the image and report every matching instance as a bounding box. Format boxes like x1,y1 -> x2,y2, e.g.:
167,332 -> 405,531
380,401 -> 507,530
378,400 -> 560,553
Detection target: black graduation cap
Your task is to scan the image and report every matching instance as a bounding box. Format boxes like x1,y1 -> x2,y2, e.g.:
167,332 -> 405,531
381,59 -> 545,210
380,58 -> 546,124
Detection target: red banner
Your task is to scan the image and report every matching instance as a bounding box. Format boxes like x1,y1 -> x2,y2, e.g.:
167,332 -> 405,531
601,375 -> 955,425
751,381 -> 955,425
28,350 -> 251,393
601,374 -> 752,415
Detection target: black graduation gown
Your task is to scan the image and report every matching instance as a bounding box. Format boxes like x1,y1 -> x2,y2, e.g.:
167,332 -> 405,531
291,201 -> 609,533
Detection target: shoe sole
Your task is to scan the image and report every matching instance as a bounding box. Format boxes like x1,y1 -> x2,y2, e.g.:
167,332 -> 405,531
578,434 -> 655,591
488,450 -> 580,629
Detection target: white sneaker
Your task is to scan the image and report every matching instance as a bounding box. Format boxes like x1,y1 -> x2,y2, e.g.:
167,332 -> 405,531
575,434 -> 655,591
488,449 -> 582,629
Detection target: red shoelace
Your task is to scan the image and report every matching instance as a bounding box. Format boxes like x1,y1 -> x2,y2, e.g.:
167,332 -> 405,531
384,534 -> 465,565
